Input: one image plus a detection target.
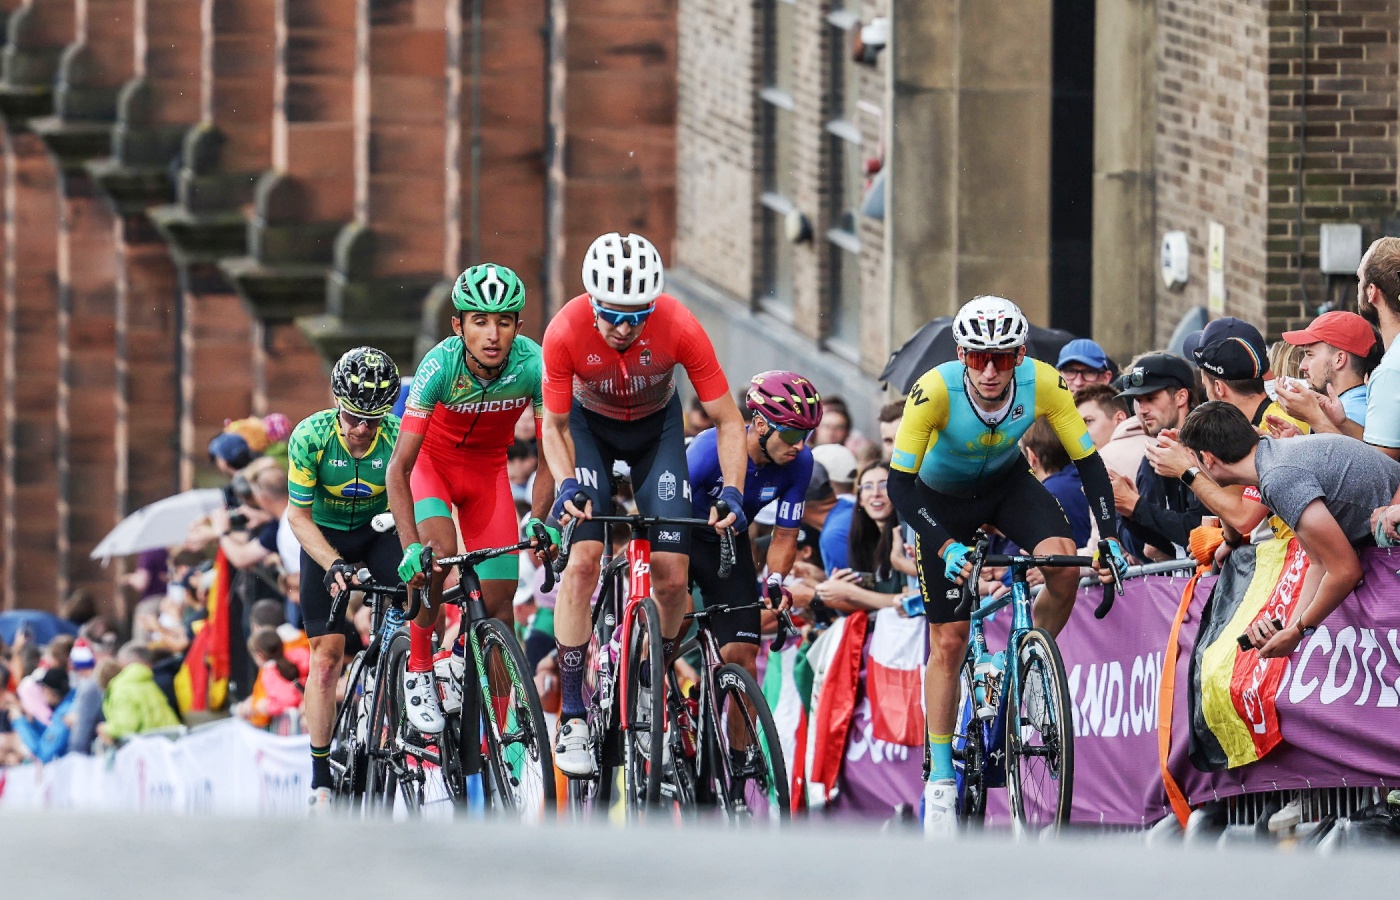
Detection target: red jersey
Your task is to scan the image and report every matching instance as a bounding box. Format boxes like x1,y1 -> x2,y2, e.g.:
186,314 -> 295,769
542,293 -> 730,421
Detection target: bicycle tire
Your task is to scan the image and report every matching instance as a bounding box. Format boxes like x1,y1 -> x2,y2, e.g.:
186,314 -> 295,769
364,629 -> 411,815
329,650 -> 372,806
621,595 -> 665,814
954,658 -> 988,826
471,617 -> 557,820
707,663 -> 790,822
1004,627 -> 1074,832
567,573 -> 623,816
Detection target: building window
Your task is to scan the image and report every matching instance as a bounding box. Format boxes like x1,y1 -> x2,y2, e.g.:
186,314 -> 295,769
825,6 -> 862,355
760,0 -> 798,317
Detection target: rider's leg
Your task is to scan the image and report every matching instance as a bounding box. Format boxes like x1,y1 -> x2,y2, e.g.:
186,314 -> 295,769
554,539 -> 603,720
1028,536 -> 1080,637
649,550 -> 692,660
925,619 -> 971,781
410,514 -> 458,668
305,632 -> 347,788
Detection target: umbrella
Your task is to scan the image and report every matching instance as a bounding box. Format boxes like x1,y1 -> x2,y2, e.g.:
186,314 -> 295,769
879,316 -> 1079,395
90,488 -> 226,561
0,610 -> 79,647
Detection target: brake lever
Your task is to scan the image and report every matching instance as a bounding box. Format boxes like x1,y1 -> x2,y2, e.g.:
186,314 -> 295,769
532,522 -> 557,594
1093,540 -> 1123,620
714,499 -> 735,579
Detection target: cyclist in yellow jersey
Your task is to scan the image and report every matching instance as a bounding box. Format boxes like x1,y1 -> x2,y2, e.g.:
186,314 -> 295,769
886,296 -> 1127,836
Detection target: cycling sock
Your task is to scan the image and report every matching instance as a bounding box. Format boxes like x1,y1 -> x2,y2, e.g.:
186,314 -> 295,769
408,622 -> 435,671
310,743 -> 333,789
558,640 -> 588,719
928,733 -> 955,782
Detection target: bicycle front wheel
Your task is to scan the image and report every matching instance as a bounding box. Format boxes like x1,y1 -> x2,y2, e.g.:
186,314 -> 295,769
364,630 -> 409,816
709,663 -> 790,823
1004,627 -> 1074,832
472,618 -> 557,820
954,658 -> 988,826
622,595 -> 665,814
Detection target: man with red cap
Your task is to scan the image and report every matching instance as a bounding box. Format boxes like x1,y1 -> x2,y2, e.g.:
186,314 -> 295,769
1275,310 -> 1380,430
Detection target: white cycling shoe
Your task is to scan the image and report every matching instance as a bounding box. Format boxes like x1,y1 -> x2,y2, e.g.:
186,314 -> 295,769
308,787 -> 334,816
402,667 -> 446,735
922,779 -> 958,839
555,718 -> 597,777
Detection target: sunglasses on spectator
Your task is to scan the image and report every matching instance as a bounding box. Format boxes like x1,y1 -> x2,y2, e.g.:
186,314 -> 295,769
963,349 -> 1019,372
339,409 -> 384,429
760,414 -> 812,446
591,298 -> 655,327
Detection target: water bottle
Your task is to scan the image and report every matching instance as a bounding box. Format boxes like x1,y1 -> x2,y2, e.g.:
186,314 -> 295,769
973,650 -> 1006,721
434,635 -> 466,715
598,634 -> 620,710
681,685 -> 700,758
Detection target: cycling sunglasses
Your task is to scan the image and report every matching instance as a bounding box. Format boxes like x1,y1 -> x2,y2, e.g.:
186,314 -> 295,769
761,414 -> 812,446
339,408 -> 385,429
590,298 -> 655,327
963,349 -> 1020,372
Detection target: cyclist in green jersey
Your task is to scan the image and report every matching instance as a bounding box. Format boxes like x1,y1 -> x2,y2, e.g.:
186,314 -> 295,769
285,346 -> 402,813
386,263 -> 555,735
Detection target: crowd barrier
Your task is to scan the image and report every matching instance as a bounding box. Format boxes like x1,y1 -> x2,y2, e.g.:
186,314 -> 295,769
787,542 -> 1400,826
0,719 -> 310,817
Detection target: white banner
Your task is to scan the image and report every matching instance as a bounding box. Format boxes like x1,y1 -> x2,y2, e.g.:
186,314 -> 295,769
0,720 -> 311,817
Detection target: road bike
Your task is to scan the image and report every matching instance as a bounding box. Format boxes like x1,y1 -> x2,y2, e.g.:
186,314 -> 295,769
947,536 -> 1121,833
661,584 -> 797,823
329,519 -> 556,819
552,490 -> 731,818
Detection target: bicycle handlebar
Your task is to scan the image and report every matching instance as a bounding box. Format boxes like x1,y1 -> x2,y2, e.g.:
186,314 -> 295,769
954,538 -> 1124,621
551,490 -> 736,579
327,570 -> 415,633
434,524 -> 558,595
1091,540 -> 1126,620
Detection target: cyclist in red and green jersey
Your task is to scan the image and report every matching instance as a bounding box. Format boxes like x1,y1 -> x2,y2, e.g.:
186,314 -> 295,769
387,263 -> 555,735
541,231 -> 747,777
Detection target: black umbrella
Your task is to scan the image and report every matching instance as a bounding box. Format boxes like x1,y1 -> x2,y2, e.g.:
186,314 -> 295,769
879,316 -> 1079,395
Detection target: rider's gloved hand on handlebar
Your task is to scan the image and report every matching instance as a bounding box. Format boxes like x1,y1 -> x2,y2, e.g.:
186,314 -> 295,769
940,541 -> 974,584
1093,538 -> 1130,584
397,543 -> 426,584
714,486 -> 748,532
550,478 -> 584,523
764,575 -> 793,610
525,516 -> 561,549
324,559 -> 356,598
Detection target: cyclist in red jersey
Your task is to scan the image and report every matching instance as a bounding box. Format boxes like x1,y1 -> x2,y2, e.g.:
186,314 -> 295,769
541,232 -> 748,777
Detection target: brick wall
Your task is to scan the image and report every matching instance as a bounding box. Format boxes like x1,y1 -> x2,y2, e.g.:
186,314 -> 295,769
1154,0 -> 1272,344
1265,0 -> 1399,335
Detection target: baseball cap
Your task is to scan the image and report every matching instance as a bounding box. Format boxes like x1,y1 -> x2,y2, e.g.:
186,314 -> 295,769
1056,338 -> 1112,372
1281,310 -> 1377,358
811,443 -> 858,484
1115,353 -> 1196,398
1189,317 -> 1269,380
208,432 -> 254,470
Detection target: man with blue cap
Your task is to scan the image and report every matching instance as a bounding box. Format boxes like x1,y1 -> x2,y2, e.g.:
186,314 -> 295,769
1056,337 -> 1116,394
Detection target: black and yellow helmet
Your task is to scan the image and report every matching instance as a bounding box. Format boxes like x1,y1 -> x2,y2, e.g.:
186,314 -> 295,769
330,346 -> 400,417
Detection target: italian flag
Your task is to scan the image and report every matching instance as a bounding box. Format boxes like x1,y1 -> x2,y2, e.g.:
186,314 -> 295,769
762,642 -> 814,813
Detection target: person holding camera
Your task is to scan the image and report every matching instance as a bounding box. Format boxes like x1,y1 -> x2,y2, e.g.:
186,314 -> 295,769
284,347 -> 403,813
814,461 -> 907,613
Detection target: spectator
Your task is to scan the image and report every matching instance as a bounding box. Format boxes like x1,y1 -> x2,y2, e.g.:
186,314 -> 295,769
877,400 -> 904,463
1276,311 -> 1381,432
813,443 -> 859,573
1020,417 -> 1092,549
100,642 -> 181,744
814,396 -> 851,447
1357,236 -> 1400,459
684,395 -> 714,438
1192,317 -> 1307,433
234,628 -> 304,729
1057,337 -> 1117,393
1180,401 -> 1400,659
1075,384 -> 1148,479
1111,352 -> 1205,559
66,639 -> 104,755
813,462 -> 905,612
219,457 -> 288,570
8,667 -> 75,762
507,440 -> 538,506
208,431 -> 256,478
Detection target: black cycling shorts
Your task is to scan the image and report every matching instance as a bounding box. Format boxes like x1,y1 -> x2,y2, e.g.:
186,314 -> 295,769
689,531 -> 761,647
300,522 -> 402,639
913,461 -> 1074,624
568,394 -> 692,555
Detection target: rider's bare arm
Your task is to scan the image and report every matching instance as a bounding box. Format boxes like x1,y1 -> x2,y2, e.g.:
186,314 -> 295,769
386,428 -> 426,550
287,503 -> 343,571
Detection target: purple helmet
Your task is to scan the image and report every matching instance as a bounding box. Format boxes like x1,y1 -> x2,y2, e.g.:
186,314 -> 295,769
746,371 -> 824,430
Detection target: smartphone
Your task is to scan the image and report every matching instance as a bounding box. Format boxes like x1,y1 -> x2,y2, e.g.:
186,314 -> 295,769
850,571 -> 876,589
1237,618 -> 1284,651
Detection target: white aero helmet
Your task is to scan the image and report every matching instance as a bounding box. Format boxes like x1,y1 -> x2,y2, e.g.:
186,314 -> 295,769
582,232 -> 665,307
951,295 -> 1029,351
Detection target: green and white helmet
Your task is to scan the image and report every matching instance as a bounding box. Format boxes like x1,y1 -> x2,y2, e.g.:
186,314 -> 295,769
452,263 -> 526,314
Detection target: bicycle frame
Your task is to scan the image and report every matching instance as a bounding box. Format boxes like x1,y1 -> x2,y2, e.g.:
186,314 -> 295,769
963,560 -> 1034,788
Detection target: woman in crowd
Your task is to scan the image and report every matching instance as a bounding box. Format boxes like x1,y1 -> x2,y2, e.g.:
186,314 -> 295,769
813,462 -> 907,612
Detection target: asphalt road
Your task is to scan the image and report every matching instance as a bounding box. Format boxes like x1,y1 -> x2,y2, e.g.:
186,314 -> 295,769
1,811 -> 1393,898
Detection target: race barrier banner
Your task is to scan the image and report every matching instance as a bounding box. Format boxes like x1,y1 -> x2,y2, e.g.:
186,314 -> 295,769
0,720 -> 310,817
813,544 -> 1400,826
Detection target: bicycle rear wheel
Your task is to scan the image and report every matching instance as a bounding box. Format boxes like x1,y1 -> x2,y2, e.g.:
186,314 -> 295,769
954,658 -> 988,826
329,650 -> 371,807
1004,627 -> 1074,833
708,663 -> 790,823
472,618 -> 557,820
621,595 -> 665,814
